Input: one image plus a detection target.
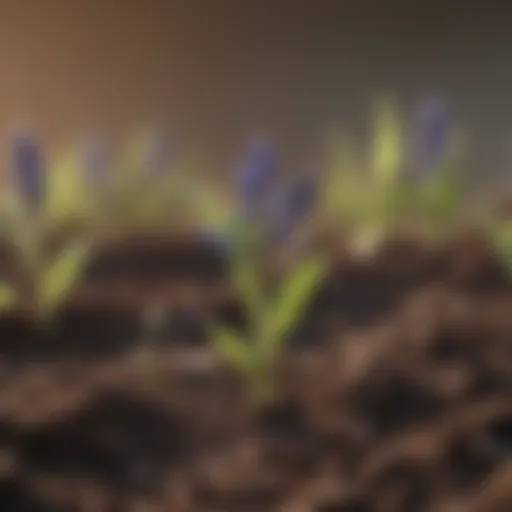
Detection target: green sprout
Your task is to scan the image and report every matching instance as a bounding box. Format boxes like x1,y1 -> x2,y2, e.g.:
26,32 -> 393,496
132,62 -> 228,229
406,97 -> 465,238
10,213 -> 92,323
0,236 -> 90,323
211,248 -> 328,403
319,98 -> 409,249
372,97 -> 403,187
45,152 -> 96,227
0,144 -> 93,323
32,240 -> 91,321
319,96 -> 465,248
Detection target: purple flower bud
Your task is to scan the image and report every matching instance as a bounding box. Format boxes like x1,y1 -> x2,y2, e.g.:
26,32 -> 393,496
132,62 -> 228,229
11,130 -> 45,210
411,96 -> 450,175
270,173 -> 318,243
286,174 -> 318,219
236,137 -> 279,219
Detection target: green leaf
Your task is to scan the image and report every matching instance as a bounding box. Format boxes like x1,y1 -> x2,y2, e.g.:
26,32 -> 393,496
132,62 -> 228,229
0,283 -> 17,313
321,134 -> 359,219
372,98 -> 402,185
211,324 -> 252,372
422,166 -> 462,228
45,153 -> 91,222
229,244 -> 265,324
261,254 -> 328,353
337,176 -> 367,223
37,240 -> 91,317
372,180 -> 410,231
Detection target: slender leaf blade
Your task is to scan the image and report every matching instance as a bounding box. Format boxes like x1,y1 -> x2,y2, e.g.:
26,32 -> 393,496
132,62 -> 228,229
211,324 -> 252,372
262,254 -> 328,353
373,99 -> 402,185
46,153 -> 90,222
230,249 -> 264,324
422,165 -> 462,228
320,134 -> 359,219
38,240 -> 91,316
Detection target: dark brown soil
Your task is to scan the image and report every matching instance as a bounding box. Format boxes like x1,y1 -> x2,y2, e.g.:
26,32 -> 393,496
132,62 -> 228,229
0,230 -> 510,511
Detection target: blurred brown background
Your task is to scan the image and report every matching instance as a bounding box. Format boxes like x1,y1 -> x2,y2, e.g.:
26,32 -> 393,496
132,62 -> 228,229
1,1 -> 512,180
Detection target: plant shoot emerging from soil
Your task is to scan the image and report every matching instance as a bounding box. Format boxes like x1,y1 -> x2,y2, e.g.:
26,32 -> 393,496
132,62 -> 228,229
0,91 -> 510,511
0,97 -> 478,333
211,244 -> 328,403
319,96 -> 464,248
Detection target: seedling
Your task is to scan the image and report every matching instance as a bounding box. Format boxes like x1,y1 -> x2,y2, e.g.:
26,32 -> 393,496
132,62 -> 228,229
319,96 -> 465,247
11,212 -> 91,323
211,247 -> 328,403
1,134 -> 93,323
319,99 -> 408,249
0,236 -> 89,323
407,96 -> 465,237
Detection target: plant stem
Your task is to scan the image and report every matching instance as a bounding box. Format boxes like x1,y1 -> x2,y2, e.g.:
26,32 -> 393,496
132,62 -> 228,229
249,355 -> 276,405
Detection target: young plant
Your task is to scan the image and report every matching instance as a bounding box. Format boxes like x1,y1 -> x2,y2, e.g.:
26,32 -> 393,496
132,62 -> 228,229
319,95 -> 465,248
0,221 -> 91,323
210,248 -> 328,403
408,97 -> 465,237
14,223 -> 92,322
319,97 -> 408,251
6,132 -> 93,322
368,96 -> 410,233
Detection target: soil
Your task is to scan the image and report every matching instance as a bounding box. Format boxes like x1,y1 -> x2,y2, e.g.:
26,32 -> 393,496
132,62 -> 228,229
0,229 -> 510,511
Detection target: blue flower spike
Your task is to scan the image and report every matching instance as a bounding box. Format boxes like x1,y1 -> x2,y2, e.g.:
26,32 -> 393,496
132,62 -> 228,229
11,128 -> 45,212
272,172 -> 319,244
236,136 -> 279,220
411,96 -> 450,176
